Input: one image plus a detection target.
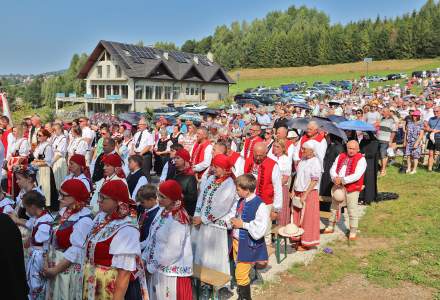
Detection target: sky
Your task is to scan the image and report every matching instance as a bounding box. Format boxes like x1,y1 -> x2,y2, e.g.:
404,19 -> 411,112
0,0 -> 429,74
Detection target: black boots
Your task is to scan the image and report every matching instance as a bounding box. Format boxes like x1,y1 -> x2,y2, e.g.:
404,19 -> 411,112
237,284 -> 252,300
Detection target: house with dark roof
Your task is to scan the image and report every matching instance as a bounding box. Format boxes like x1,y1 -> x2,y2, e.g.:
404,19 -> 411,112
55,40 -> 234,114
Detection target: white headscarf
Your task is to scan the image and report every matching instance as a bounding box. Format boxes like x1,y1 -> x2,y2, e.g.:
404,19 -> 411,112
302,140 -> 319,156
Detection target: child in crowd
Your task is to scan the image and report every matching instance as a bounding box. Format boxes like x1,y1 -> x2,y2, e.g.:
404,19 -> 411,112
136,184 -> 161,250
231,174 -> 270,300
0,186 -> 15,214
11,190 -> 54,300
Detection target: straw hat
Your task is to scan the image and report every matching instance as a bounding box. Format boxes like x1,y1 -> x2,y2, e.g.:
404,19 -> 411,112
331,185 -> 347,203
278,223 -> 304,238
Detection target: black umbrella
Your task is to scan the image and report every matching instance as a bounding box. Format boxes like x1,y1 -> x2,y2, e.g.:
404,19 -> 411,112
326,115 -> 347,123
287,117 -> 347,141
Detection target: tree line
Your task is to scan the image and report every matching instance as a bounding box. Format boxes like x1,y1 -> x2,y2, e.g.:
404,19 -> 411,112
176,0 -> 440,70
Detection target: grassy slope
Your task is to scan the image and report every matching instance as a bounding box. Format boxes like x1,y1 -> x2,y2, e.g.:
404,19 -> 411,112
228,58 -> 440,94
279,165 -> 440,296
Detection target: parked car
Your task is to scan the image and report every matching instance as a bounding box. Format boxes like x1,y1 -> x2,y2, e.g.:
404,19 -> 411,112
387,74 -> 400,80
367,75 -> 387,82
313,81 -> 323,87
299,81 -> 308,88
182,104 -> 208,112
153,107 -> 179,117
178,111 -> 203,124
280,83 -> 301,92
411,71 -> 424,78
235,98 -> 262,107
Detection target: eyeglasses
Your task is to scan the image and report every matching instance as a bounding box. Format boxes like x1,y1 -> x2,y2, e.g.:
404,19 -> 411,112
38,134 -> 44,137
98,194 -> 112,203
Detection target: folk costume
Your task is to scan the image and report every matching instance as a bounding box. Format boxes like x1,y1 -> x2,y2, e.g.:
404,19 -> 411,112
190,139 -> 212,180
83,180 -> 148,300
292,140 -> 322,248
293,132 -> 327,167
192,154 -> 237,274
46,179 -> 93,300
6,137 -> 30,197
51,133 -> 68,191
25,209 -> 54,300
63,154 -> 92,192
143,180 -> 193,300
240,135 -> 263,160
329,152 -> 367,237
232,193 -> 269,299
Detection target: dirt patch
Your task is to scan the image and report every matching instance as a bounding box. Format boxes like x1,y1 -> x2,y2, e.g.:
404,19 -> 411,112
334,237 -> 396,258
254,274 -> 434,300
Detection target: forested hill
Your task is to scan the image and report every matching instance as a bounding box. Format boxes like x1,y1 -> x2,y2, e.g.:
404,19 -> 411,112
179,0 -> 440,70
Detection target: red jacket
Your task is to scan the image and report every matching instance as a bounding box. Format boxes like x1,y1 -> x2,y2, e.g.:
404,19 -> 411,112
244,157 -> 276,205
336,152 -> 364,193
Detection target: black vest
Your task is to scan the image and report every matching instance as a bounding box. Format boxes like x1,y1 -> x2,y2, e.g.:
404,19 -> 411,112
127,169 -> 145,196
157,139 -> 168,152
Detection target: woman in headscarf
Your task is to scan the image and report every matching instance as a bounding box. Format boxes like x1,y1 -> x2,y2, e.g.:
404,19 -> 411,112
33,128 -> 58,211
291,140 -> 322,251
64,154 -> 92,192
267,138 -> 292,226
83,180 -> 148,300
192,154 -> 237,274
43,179 -> 93,300
50,123 -> 68,191
90,153 -> 126,214
142,180 -> 193,300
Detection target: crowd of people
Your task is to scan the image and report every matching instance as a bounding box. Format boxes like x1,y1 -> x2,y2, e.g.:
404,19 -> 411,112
0,75 -> 439,300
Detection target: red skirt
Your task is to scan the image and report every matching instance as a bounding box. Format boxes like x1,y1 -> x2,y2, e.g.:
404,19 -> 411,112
176,277 -> 192,300
277,185 -> 291,226
292,190 -> 320,247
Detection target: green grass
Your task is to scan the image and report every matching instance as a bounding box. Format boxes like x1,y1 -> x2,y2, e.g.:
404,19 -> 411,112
265,164 -> 440,295
229,58 -> 440,94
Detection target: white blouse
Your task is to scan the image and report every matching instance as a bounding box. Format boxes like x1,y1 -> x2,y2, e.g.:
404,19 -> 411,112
293,156 -> 322,192
57,207 -> 94,264
33,141 -> 54,166
267,153 -> 292,176
63,173 -> 91,192
7,137 -> 30,159
143,212 -> 193,276
25,212 -> 53,247
51,134 -> 67,157
67,137 -> 88,157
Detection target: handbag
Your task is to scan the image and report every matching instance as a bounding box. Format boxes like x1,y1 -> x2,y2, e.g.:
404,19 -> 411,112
292,195 -> 303,209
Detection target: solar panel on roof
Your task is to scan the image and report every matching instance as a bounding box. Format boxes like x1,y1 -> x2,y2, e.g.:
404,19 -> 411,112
170,51 -> 188,63
196,55 -> 212,66
138,47 -> 156,59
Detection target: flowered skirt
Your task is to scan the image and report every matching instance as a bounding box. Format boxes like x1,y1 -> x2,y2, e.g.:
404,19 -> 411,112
26,248 -> 47,300
45,249 -> 82,300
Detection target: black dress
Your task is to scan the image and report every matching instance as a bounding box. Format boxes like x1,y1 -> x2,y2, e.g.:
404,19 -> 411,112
320,141 -> 345,212
359,137 -> 379,204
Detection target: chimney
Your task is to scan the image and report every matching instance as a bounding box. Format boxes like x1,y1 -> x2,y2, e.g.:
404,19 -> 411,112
193,56 -> 199,64
163,52 -> 169,60
207,52 -> 214,63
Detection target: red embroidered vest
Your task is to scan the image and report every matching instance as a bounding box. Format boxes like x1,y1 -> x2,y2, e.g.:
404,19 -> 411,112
335,152 -> 364,193
243,136 -> 263,159
244,157 -> 276,205
191,140 -> 211,179
228,151 -> 240,166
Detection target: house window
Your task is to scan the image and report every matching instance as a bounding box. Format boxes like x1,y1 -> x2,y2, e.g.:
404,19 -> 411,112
164,86 -> 172,100
135,85 -> 143,99
195,88 -> 199,95
97,66 -> 102,78
106,65 -> 111,78
145,86 -> 154,99
190,88 -> 194,95
121,85 -> 128,98
201,89 -> 206,100
99,53 -> 105,61
186,88 -> 189,95
98,85 -> 105,98
115,65 -> 122,78
106,52 -> 111,61
91,85 -> 98,98
113,85 -> 120,95
172,86 -> 180,100
155,86 -> 163,100
106,85 -> 112,96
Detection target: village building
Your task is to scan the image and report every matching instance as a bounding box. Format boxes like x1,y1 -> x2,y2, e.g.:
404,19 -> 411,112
55,40 -> 234,114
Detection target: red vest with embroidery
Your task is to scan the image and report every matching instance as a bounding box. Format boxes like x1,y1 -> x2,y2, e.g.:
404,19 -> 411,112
228,151 -> 240,166
243,136 -> 263,159
87,235 -> 116,267
335,152 -> 364,193
191,140 -> 211,179
244,157 -> 276,205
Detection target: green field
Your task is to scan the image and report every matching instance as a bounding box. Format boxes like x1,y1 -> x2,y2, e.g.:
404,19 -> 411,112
228,58 -> 440,94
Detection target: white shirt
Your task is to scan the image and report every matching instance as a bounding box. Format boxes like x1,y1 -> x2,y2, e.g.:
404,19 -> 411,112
133,130 -> 155,153
294,156 -> 322,192
268,153 -> 292,176
67,137 -> 88,157
232,193 -> 270,240
193,144 -> 213,172
159,161 -> 169,182
231,155 -> 245,177
25,212 -> 53,248
0,197 -> 14,214
330,154 -> 367,185
63,173 -> 91,192
7,137 -> 30,160
422,108 -> 434,122
81,126 -> 95,150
